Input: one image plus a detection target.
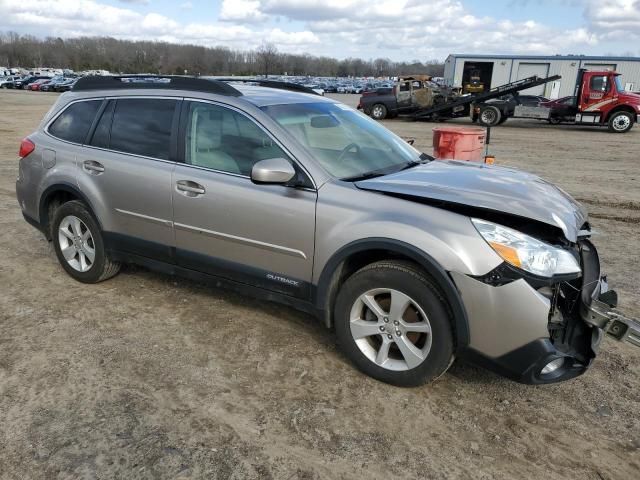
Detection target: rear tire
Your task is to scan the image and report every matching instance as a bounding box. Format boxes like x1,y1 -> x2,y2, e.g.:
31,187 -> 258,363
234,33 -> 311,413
334,261 -> 454,387
478,105 -> 502,126
51,200 -> 120,283
608,111 -> 634,133
371,103 -> 388,120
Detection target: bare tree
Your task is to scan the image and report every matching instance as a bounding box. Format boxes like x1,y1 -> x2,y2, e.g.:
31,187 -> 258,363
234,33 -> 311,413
255,42 -> 279,77
0,31 -> 445,78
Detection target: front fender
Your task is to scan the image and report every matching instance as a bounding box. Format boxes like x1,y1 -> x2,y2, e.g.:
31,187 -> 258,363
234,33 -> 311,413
314,237 -> 472,348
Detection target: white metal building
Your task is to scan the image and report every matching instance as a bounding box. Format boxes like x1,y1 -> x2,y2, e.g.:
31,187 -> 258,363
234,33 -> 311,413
444,54 -> 640,98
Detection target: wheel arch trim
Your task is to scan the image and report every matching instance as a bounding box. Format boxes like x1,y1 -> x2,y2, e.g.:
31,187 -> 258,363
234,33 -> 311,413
39,182 -> 103,234
314,238 -> 470,348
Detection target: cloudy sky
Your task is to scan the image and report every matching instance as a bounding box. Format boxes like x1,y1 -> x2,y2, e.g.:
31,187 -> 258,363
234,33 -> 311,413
1,0 -> 639,60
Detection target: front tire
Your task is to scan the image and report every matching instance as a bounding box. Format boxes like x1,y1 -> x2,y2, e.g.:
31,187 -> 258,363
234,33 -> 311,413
608,111 -> 634,133
51,200 -> 120,283
370,103 -> 388,120
334,261 -> 454,387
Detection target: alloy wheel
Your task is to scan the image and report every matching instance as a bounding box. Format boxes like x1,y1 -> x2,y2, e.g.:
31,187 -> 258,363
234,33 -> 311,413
58,215 -> 96,272
349,288 -> 432,371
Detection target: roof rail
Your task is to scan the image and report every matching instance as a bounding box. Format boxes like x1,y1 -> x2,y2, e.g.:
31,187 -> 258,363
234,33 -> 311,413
213,78 -> 321,96
72,75 -> 242,96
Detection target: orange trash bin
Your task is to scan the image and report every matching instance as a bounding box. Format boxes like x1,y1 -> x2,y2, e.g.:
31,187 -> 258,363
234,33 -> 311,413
432,126 -> 486,162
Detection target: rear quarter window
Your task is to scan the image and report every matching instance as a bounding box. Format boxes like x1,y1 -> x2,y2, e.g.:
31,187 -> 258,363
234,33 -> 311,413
48,100 -> 102,144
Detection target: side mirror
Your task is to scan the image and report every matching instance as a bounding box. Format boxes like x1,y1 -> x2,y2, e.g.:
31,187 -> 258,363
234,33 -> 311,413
251,158 -> 296,185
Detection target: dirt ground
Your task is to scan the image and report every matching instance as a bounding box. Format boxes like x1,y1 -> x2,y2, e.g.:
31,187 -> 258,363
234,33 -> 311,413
0,90 -> 639,480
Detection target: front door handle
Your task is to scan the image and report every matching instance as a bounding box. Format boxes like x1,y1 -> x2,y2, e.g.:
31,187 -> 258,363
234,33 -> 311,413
83,160 -> 105,175
176,180 -> 206,196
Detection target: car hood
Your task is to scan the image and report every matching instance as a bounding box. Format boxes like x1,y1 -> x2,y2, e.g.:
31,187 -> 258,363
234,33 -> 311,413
355,160 -> 588,242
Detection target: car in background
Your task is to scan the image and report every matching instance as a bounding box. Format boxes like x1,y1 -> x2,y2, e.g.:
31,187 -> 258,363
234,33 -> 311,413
54,78 -> 78,92
41,76 -> 74,92
480,94 -> 550,122
0,75 -> 21,88
540,96 -> 577,124
17,75 -> 51,89
28,79 -> 52,91
324,83 -> 338,93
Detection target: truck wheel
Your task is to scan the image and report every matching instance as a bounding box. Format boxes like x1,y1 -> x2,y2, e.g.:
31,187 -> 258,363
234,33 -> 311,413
371,104 -> 388,120
334,260 -> 454,387
478,105 -> 502,126
608,111 -> 634,133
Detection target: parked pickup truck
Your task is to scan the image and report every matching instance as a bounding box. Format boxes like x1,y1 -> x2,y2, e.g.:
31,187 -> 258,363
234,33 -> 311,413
358,76 -> 459,120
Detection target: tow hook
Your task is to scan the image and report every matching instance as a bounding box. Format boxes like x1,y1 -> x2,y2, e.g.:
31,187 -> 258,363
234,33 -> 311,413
582,295 -> 640,347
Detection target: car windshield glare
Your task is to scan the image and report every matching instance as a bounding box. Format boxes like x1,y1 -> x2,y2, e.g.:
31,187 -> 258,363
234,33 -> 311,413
261,102 -> 422,180
614,76 -> 625,92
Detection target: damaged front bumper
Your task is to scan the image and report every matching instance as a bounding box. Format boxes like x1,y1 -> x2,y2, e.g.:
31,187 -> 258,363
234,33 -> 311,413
579,240 -> 640,348
456,239 -> 640,384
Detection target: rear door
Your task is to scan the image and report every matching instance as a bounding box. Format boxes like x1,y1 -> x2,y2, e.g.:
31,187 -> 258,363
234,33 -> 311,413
78,97 -> 179,262
171,100 -> 316,299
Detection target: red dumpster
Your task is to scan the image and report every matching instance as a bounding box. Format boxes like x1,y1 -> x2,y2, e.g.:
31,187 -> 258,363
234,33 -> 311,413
432,126 -> 486,161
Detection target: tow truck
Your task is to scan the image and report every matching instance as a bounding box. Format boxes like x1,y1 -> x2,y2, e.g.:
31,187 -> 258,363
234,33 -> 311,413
359,69 -> 640,133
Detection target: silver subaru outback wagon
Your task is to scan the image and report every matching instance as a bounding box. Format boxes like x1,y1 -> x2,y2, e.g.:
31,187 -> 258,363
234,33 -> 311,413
16,75 -> 639,387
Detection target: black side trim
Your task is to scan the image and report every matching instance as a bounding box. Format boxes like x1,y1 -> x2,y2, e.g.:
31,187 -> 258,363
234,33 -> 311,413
460,339 -> 588,384
103,232 -> 174,265
315,238 -> 470,347
108,250 -> 316,316
176,248 -> 311,300
103,230 -> 311,301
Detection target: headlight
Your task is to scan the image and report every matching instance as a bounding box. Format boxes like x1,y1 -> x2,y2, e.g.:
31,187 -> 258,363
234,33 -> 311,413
472,218 -> 581,277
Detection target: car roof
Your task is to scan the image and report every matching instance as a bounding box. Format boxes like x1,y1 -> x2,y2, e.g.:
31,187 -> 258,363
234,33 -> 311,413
232,84 -> 334,107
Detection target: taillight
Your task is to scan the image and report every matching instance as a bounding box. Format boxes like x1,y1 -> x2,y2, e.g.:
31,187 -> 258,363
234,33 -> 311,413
19,138 -> 35,158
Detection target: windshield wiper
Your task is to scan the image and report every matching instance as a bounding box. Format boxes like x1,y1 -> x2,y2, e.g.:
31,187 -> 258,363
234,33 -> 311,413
342,170 -> 389,182
343,154 -> 434,182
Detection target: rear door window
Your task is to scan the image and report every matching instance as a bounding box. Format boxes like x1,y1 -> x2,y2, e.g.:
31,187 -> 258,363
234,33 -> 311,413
48,100 -> 102,144
109,98 -> 177,160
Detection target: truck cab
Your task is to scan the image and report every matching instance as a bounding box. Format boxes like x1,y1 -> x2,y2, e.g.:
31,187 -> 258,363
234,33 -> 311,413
574,69 -> 640,133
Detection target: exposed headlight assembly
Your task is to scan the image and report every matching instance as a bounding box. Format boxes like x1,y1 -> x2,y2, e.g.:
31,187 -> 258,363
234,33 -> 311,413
472,218 -> 581,278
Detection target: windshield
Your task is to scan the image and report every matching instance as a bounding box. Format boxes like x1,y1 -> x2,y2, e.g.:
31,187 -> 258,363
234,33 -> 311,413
261,102 -> 423,180
614,76 -> 625,92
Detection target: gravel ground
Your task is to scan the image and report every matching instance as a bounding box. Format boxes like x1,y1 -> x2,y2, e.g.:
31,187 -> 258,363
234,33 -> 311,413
0,90 -> 639,479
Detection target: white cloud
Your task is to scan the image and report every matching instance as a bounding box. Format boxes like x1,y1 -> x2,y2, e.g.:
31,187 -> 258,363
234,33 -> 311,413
585,0 -> 640,40
0,0 -> 637,59
0,0 -> 318,51
219,0 -> 268,23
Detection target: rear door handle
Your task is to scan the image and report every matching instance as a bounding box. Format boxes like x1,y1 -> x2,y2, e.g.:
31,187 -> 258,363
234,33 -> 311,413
176,180 -> 206,196
83,160 -> 105,174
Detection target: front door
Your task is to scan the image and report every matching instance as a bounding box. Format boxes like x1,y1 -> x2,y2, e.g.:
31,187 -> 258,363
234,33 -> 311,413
171,100 -> 317,299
